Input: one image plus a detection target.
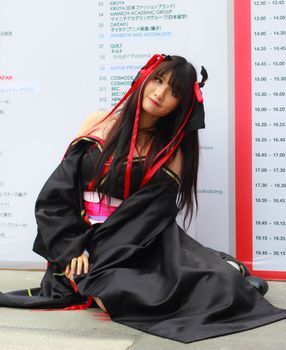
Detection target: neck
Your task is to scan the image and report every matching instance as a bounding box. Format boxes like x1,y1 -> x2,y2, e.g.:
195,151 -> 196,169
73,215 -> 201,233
138,110 -> 158,130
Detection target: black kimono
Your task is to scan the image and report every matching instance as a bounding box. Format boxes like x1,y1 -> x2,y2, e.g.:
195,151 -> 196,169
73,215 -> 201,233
1,137 -> 286,343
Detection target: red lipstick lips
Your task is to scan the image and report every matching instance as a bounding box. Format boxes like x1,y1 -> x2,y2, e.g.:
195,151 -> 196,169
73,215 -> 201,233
148,97 -> 160,107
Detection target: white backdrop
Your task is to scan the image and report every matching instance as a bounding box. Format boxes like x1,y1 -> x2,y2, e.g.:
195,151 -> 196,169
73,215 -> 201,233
0,0 -> 233,268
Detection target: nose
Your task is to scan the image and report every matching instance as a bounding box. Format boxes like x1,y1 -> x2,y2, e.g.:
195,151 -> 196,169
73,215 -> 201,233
154,85 -> 166,100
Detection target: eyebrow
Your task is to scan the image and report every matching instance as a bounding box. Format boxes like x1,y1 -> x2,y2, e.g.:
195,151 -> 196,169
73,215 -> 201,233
157,74 -> 173,88
157,74 -> 167,82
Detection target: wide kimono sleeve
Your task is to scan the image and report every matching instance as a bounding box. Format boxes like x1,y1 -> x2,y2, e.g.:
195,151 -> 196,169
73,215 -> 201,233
32,139 -> 95,270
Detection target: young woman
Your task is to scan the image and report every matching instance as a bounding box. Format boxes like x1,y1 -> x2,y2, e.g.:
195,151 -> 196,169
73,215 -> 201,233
1,55 -> 285,343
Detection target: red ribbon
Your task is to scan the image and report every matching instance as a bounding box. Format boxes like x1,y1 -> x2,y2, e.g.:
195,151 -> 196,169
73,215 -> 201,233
194,81 -> 204,103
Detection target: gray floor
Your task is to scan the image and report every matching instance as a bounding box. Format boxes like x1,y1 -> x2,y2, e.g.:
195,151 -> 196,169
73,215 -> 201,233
0,270 -> 286,350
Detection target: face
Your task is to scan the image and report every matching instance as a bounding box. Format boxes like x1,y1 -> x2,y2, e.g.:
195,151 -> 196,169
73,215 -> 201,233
141,72 -> 179,119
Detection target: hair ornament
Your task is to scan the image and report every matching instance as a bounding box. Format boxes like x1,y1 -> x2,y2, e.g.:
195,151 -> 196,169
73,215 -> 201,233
185,65 -> 208,132
194,82 -> 204,103
194,66 -> 208,103
131,54 -> 167,86
199,66 -> 208,88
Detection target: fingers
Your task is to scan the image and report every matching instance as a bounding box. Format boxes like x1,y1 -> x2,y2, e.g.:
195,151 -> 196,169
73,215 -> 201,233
71,257 -> 77,275
76,256 -> 83,275
68,270 -> 74,281
64,264 -> 74,281
68,254 -> 89,277
82,254 -> 89,274
65,264 -> 70,275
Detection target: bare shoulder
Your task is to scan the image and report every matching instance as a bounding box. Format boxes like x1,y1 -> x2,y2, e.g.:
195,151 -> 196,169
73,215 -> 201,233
76,111 -> 107,137
77,111 -> 117,139
167,148 -> 183,179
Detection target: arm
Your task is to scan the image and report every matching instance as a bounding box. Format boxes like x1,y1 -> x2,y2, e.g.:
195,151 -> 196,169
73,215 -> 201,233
62,112 -> 116,278
33,139 -> 95,271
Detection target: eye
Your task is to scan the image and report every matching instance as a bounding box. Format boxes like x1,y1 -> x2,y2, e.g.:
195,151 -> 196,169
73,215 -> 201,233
154,76 -> 163,84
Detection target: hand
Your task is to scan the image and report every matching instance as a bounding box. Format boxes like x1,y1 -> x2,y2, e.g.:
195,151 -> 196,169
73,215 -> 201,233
65,253 -> 89,280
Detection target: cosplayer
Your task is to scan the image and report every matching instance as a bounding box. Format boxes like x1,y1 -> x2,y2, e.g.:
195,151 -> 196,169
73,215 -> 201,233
1,54 -> 286,343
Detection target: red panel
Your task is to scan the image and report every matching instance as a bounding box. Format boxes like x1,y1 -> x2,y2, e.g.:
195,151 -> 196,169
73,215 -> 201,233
234,0 -> 253,271
253,271 -> 286,281
234,1 -> 286,280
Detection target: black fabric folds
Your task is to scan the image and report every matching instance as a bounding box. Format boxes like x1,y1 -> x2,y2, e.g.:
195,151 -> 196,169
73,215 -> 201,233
1,138 -> 286,343
33,140 -> 95,270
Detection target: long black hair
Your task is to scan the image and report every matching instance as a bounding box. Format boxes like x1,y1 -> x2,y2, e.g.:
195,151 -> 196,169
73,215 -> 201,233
88,55 -> 200,229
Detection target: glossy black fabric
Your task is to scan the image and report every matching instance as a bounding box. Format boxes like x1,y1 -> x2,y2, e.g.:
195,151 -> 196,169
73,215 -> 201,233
1,138 -> 286,343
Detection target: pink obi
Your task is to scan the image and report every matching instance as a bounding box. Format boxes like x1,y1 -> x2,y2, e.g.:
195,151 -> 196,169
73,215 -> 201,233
83,191 -> 123,224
